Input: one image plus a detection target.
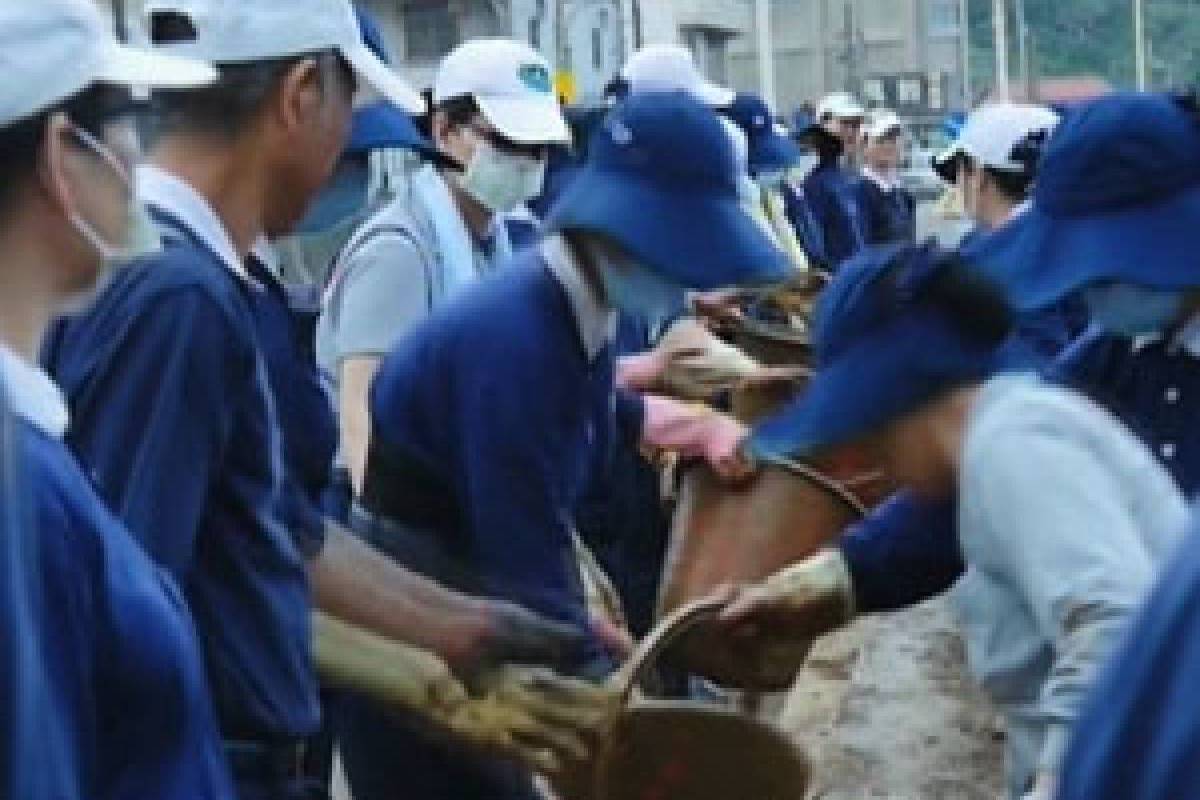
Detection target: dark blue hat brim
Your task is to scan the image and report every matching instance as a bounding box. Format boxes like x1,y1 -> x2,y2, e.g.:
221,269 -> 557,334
348,102 -> 433,156
748,131 -> 802,173
747,316 -> 995,460
971,183 -> 1200,310
547,167 -> 792,289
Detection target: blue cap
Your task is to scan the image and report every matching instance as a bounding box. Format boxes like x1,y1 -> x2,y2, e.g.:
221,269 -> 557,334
747,242 -> 1009,460
546,91 -> 791,290
790,110 -> 821,138
724,93 -> 800,173
347,7 -> 432,156
970,92 -> 1200,310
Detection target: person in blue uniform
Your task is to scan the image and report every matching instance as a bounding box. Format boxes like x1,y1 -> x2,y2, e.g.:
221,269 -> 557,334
42,2 -> 601,798
739,242 -> 1186,798
698,92 -> 1200,747
0,2 -> 231,798
355,91 -> 790,799
856,111 -> 916,244
786,110 -> 865,269
960,91 -> 1200,800
681,101 -> 1079,630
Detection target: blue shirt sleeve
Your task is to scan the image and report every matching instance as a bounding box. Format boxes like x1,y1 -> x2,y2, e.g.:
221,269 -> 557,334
66,287 -> 250,577
838,492 -> 965,613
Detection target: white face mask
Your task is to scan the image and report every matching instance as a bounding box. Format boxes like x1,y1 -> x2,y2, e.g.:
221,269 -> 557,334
590,240 -> 689,326
67,124 -> 159,263
455,139 -> 546,214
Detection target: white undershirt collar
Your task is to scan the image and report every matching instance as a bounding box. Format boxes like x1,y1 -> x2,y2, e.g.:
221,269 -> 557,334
0,345 -> 69,439
137,164 -> 252,283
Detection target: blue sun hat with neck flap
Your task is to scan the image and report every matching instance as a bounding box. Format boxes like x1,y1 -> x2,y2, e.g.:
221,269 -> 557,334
969,91 -> 1200,311
748,241 -> 1014,460
347,7 -> 433,156
546,90 -> 791,290
723,92 -> 801,175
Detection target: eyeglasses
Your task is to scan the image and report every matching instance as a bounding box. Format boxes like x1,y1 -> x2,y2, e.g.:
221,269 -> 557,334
465,123 -> 551,161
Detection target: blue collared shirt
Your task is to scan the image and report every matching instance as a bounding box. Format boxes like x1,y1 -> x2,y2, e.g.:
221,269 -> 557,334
1,346 -> 232,799
364,239 -> 617,667
42,170 -> 320,741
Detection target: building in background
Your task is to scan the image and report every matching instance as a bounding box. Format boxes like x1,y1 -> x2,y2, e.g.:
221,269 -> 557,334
100,0 -> 967,124
728,0 -> 968,137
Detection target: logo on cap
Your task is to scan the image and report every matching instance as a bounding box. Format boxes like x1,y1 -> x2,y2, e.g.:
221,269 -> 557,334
519,64 -> 552,94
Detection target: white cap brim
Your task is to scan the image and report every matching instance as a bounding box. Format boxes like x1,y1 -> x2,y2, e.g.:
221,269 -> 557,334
476,94 -> 571,145
342,42 -> 425,114
94,41 -> 217,89
934,142 -> 965,166
697,81 -> 736,109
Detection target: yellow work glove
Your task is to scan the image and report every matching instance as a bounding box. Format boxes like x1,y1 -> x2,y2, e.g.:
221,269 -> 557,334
313,613 -> 617,776
457,665 -> 619,776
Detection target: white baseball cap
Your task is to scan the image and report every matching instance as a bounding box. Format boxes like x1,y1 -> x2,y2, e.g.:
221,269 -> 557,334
864,110 -> 904,140
434,38 -> 569,145
621,45 -> 736,108
935,103 -> 1061,175
817,92 -> 866,120
0,0 -> 216,127
143,0 -> 424,113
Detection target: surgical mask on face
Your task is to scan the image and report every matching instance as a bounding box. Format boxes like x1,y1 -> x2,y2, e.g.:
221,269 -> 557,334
67,124 -> 158,263
456,139 -> 546,214
593,243 -> 689,326
1084,283 -> 1187,337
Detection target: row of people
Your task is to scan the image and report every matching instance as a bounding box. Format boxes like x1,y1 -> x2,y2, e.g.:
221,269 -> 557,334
695,90 -> 1200,799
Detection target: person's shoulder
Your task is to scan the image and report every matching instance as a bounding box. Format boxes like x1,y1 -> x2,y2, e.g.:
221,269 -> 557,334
104,242 -> 253,324
967,375 -> 1092,449
443,251 -> 557,333
18,421 -> 111,566
387,253 -> 561,376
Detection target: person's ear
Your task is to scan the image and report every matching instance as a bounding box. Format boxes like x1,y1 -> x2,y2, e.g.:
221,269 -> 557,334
37,113 -> 82,220
275,57 -> 323,133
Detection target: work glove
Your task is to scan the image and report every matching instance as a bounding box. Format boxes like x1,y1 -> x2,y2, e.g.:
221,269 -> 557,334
313,613 -> 616,777
667,549 -> 857,690
619,319 -> 802,402
640,393 -> 755,481
472,600 -> 593,676
455,665 -> 619,777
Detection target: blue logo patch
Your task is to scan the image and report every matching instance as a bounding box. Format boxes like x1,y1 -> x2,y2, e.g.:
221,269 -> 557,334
519,64 -> 553,94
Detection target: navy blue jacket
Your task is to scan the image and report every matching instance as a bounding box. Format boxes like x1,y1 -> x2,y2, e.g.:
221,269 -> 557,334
245,256 -> 337,558
780,181 -> 829,270
42,215 -> 320,741
364,250 -> 619,666
573,315 -> 667,636
1056,514 -> 1200,799
802,160 -> 866,268
854,177 -> 916,245
841,325 -> 1198,612
4,416 -> 232,799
